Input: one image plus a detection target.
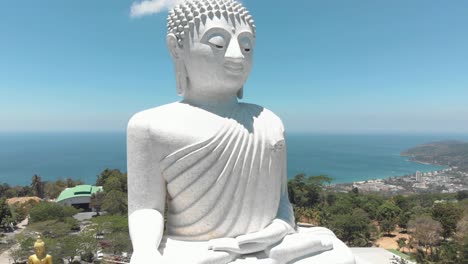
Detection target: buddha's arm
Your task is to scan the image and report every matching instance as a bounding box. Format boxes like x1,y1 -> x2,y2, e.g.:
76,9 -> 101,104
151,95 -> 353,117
127,116 -> 166,262
212,145 -> 294,254
236,146 -> 295,245
47,255 -> 53,264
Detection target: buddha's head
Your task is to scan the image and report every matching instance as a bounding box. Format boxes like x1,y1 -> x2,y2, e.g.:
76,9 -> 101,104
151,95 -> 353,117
167,0 -> 256,99
33,237 -> 46,257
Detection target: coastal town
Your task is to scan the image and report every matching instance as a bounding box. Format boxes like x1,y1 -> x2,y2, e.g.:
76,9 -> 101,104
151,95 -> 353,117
334,167 -> 468,195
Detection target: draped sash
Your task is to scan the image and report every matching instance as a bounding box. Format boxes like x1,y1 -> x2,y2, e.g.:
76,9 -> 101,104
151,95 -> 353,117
160,106 -> 284,241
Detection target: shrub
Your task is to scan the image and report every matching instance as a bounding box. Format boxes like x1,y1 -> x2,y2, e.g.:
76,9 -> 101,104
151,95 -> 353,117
29,202 -> 79,223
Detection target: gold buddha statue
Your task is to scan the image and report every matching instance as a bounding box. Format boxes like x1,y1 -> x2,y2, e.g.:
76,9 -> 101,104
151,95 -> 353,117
28,237 -> 53,264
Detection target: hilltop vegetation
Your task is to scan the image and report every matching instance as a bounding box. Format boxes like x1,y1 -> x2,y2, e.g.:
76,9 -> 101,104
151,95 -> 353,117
402,141 -> 468,171
1,170 -> 467,263
289,174 -> 468,263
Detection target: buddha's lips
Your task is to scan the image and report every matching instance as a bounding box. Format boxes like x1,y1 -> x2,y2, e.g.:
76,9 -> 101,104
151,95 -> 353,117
224,62 -> 244,73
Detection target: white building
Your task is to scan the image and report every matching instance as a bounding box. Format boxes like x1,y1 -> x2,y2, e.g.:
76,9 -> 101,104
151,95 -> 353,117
415,171 -> 422,182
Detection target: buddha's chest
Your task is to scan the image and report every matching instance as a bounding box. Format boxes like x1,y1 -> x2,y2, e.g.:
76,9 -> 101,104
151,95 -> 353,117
152,104 -> 286,239
161,113 -> 285,238
154,105 -> 285,164
160,112 -> 285,187
30,256 -> 51,264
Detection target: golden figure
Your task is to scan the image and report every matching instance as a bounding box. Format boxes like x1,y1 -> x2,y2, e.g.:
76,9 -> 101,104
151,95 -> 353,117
28,236 -> 53,264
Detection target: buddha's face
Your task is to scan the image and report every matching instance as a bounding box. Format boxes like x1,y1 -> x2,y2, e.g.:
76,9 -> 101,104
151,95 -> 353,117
34,245 -> 45,257
174,17 -> 255,97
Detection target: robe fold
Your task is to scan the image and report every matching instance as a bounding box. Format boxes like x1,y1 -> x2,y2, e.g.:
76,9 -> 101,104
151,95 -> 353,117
160,106 -> 289,241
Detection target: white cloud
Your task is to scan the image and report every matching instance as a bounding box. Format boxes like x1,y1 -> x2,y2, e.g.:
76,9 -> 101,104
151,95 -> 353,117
130,0 -> 183,18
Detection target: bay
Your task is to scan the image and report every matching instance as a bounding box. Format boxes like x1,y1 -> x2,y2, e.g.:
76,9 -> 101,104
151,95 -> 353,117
0,132 -> 466,186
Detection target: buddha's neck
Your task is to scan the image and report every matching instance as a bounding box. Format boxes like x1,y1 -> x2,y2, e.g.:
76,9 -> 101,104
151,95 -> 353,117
182,92 -> 239,117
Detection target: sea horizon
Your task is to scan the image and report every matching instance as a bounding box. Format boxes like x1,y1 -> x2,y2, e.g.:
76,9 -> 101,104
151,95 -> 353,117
1,131 -> 467,186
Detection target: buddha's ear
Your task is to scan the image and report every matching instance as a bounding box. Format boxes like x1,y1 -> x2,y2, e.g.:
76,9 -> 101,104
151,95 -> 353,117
167,33 -> 181,59
237,87 -> 244,99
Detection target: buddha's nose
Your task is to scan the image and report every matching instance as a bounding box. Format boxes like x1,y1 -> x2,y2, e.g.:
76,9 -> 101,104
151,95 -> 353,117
225,38 -> 244,63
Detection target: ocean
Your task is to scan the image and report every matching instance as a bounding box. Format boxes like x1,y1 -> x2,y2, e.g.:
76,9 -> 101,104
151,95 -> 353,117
0,132 -> 466,186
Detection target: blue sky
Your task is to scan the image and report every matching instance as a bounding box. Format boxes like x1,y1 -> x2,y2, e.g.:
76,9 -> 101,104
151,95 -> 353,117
1,0 -> 467,133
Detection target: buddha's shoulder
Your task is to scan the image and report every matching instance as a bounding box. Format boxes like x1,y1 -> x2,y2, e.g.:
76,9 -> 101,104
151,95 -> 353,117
129,102 -> 185,125
239,103 -> 284,127
127,102 -> 285,140
127,102 -> 223,140
128,102 -> 219,125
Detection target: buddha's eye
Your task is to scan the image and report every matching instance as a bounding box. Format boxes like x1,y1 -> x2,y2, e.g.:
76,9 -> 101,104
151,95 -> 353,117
239,36 -> 252,53
208,35 -> 226,49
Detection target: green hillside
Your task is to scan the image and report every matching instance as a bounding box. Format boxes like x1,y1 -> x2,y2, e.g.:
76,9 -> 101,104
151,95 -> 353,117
401,141 -> 468,171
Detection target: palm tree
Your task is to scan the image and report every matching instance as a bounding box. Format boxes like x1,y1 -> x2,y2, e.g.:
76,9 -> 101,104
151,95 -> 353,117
31,174 -> 44,198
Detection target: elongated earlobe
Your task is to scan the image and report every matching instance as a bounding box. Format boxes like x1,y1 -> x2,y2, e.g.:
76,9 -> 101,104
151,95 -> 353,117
237,87 -> 244,99
168,33 -> 189,96
176,64 -> 189,96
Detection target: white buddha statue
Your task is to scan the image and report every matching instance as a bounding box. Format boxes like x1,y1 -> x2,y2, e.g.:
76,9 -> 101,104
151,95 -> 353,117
127,0 -> 356,263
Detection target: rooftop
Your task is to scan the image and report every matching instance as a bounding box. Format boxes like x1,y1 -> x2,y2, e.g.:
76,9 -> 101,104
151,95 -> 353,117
56,185 -> 103,202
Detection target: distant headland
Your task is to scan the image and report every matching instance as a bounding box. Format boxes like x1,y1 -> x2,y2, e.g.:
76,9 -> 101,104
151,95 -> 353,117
401,140 -> 468,172
335,141 -> 468,195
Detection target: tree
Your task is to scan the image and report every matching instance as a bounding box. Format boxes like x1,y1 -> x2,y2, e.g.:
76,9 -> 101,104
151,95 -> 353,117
0,198 -> 15,231
288,174 -> 331,208
408,215 -> 442,253
329,208 -> 371,246
288,174 -> 316,207
65,177 -> 83,188
436,241 -> 459,264
377,201 -> 401,222
0,183 -> 11,198
398,211 -> 411,231
325,193 -> 336,206
90,191 -> 105,215
31,174 -> 44,198
393,195 -> 410,211
380,218 -> 396,235
102,190 -> 128,215
96,169 -> 127,191
431,202 -> 463,239
44,181 -> 64,200
104,177 -> 124,192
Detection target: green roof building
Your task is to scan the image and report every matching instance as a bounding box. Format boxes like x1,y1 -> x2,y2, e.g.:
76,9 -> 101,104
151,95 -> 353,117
56,185 -> 103,211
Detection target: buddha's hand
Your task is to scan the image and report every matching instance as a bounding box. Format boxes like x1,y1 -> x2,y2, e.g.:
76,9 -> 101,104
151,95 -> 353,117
208,220 -> 292,255
208,237 -> 269,255
130,249 -> 163,264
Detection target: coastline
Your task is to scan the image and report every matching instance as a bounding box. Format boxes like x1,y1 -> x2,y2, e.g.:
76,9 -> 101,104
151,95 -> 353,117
2,133 -> 466,186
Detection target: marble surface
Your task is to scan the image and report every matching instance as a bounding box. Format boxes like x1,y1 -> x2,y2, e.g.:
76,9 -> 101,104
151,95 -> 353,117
127,0 -> 356,263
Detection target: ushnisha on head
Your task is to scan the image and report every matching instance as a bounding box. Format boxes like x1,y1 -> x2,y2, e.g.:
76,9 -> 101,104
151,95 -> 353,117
166,0 -> 256,100
34,237 -> 46,257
